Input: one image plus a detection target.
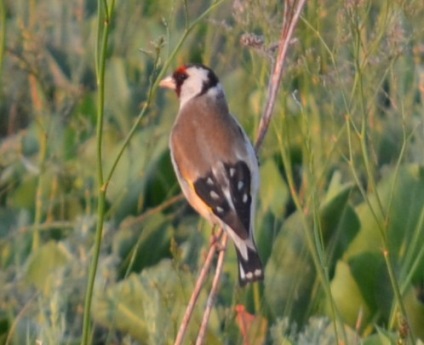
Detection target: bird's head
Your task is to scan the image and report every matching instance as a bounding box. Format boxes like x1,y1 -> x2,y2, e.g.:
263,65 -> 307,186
160,64 -> 223,108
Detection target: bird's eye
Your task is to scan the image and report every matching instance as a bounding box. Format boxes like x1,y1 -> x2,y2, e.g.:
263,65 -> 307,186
174,72 -> 188,85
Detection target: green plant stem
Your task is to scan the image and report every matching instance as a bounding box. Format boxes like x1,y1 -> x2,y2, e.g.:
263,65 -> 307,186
81,0 -> 114,344
383,113 -> 416,345
348,11 -> 414,344
33,123 -> 48,252
305,115 -> 348,344
0,0 -> 5,82
402,206 -> 424,292
346,118 -> 413,344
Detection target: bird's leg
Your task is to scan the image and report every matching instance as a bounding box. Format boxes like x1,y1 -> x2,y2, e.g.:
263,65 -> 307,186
210,226 -> 225,252
210,225 -> 218,244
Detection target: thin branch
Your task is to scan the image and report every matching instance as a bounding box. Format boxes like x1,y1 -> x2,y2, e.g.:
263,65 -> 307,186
174,229 -> 223,345
255,0 -> 307,152
196,233 -> 228,345
123,194 -> 185,228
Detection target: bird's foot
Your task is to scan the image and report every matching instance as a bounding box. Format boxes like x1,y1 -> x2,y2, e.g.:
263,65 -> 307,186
210,227 -> 225,251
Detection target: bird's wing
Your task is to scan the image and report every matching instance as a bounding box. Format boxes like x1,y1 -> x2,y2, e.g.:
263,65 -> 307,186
192,160 -> 252,239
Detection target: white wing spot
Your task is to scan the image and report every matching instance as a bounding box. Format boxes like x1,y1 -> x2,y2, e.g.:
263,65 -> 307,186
242,194 -> 248,203
246,272 -> 253,280
237,181 -> 244,190
239,264 -> 246,280
254,269 -> 262,277
207,177 -> 214,185
216,206 -> 224,213
229,168 -> 236,177
210,191 -> 219,199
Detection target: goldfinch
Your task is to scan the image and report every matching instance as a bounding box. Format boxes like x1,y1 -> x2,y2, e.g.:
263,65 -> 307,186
160,63 -> 263,286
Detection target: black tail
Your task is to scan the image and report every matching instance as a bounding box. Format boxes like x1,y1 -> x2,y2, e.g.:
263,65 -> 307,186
235,245 -> 264,286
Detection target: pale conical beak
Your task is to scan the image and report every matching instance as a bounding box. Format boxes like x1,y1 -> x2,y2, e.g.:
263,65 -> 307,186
159,76 -> 176,90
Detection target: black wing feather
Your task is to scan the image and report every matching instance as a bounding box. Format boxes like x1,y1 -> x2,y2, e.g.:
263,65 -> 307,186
224,162 -> 252,231
193,161 -> 252,239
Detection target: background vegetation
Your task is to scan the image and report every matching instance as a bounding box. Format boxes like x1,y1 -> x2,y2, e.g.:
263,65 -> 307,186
0,0 -> 424,344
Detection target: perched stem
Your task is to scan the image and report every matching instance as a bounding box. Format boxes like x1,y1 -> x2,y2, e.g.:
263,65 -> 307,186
174,230 -> 223,345
196,234 -> 228,345
255,0 -> 307,152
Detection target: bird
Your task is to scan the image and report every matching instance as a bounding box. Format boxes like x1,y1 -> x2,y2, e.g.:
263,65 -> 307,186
159,63 -> 263,286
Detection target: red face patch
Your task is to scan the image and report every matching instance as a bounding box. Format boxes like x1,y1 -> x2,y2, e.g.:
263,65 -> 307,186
175,65 -> 187,74
172,66 -> 189,97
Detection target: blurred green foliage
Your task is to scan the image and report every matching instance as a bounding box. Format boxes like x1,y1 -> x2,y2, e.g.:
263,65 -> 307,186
0,0 -> 424,344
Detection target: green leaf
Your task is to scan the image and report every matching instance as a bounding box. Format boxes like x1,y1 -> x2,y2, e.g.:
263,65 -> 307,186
264,177 -> 359,322
25,241 -> 72,294
264,211 -> 314,322
270,318 -> 293,345
319,174 -> 359,268
105,126 -> 170,220
348,252 -> 392,318
143,149 -> 179,207
328,165 -> 424,333
325,205 -> 360,271
114,212 -> 173,278
8,176 -> 38,211
319,174 -> 352,237
259,159 -> 289,217
0,311 -> 9,345
92,260 -> 221,344
403,285 -> 424,341
297,317 -> 358,345
328,260 -> 371,327
105,57 -> 132,132
347,165 -> 424,260
364,326 -> 396,345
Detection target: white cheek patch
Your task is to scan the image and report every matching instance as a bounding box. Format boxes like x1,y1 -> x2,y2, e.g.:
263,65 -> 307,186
179,68 -> 211,108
